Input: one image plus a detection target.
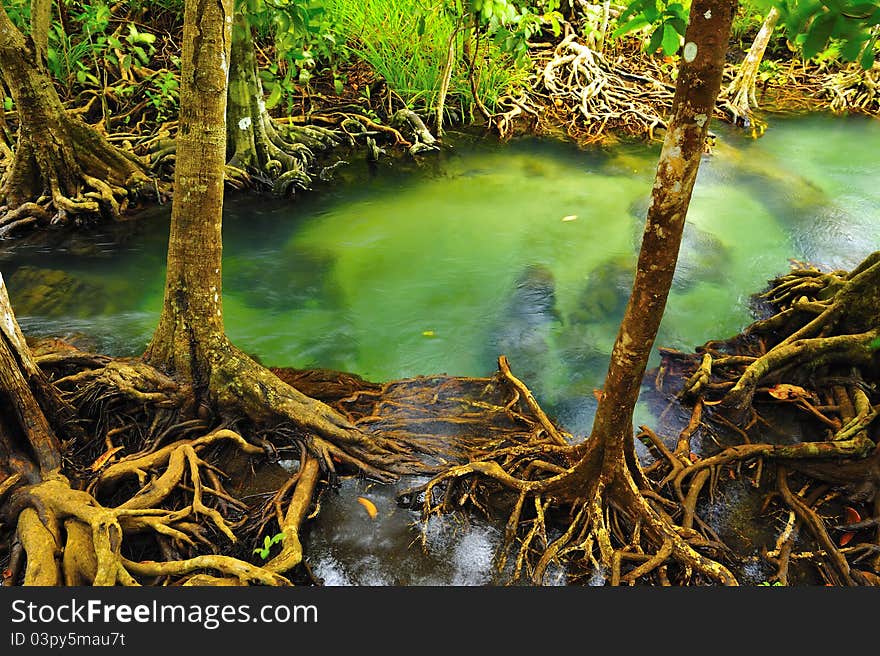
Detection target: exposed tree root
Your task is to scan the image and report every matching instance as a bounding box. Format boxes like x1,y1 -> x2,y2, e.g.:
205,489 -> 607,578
399,359 -> 737,586
652,253 -> 880,584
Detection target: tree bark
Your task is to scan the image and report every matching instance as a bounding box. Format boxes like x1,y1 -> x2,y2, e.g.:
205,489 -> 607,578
0,272 -> 65,478
143,0 -> 231,388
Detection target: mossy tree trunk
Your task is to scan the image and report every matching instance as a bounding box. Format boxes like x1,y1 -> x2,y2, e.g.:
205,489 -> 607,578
225,11 -> 338,195
0,4 -> 151,236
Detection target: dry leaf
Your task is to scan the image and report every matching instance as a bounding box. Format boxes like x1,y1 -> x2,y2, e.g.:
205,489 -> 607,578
844,506 -> 861,524
767,384 -> 810,400
357,497 -> 378,519
839,532 -> 855,547
592,388 -> 604,401
89,446 -> 124,471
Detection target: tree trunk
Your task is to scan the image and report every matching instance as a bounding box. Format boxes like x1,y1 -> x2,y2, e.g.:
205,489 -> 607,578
226,12 -> 338,194
720,7 -> 780,126
0,273 -> 63,480
143,0 -> 231,387
420,0 -> 741,586
581,0 -> 738,484
0,5 -> 151,233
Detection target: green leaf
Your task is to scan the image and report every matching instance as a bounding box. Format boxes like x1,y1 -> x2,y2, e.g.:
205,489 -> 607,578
612,16 -> 651,38
661,22 -> 681,55
265,83 -> 283,109
643,0 -> 660,22
860,35 -> 877,69
802,11 -> 836,59
3,97 -> 12,111
840,34 -> 867,62
646,25 -> 664,54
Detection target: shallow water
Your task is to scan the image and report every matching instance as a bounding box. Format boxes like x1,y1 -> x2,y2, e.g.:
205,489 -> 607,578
2,113 -> 878,584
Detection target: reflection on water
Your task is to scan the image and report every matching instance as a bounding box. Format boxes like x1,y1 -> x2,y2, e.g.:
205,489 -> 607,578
2,114 -> 878,584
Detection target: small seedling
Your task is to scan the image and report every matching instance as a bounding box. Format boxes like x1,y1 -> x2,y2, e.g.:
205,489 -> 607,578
253,532 -> 286,560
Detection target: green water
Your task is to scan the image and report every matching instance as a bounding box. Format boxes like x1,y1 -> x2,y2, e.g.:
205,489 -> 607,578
2,113 -> 879,585
3,114 -> 879,439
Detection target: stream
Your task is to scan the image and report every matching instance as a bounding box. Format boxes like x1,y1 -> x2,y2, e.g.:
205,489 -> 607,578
2,113 -> 878,585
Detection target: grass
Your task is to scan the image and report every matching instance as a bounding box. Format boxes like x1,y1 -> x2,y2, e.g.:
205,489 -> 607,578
325,0 -> 530,123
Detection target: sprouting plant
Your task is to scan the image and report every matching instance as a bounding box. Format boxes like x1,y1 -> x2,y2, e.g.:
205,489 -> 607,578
145,68 -> 181,121
758,580 -> 784,586
253,531 -> 286,560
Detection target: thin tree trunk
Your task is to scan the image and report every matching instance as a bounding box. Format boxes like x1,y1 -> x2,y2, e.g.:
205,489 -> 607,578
435,25 -> 460,136
720,7 -> 780,124
581,0 -> 739,477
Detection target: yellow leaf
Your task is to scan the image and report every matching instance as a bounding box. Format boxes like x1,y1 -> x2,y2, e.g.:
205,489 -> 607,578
422,330 -> 435,337
562,215 -> 578,222
357,497 -> 378,519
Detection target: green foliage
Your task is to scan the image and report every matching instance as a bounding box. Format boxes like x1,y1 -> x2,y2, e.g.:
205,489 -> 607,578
243,0 -> 349,113
758,580 -> 784,585
326,0 -> 536,118
253,532 -> 286,560
612,0 -> 690,56
472,0 -> 564,66
773,0 -> 879,68
144,68 -> 180,122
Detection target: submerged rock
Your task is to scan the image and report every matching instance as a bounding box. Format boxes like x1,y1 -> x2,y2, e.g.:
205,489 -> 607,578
7,266 -> 118,318
488,263 -> 562,387
569,255 -> 634,325
224,247 -> 342,312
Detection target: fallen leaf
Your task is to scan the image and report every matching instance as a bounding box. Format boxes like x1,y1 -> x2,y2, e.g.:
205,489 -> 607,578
767,384 -> 810,400
688,452 -> 700,463
839,532 -> 855,547
592,388 -> 604,401
357,496 -> 378,519
89,446 -> 124,471
844,506 -> 861,524
562,215 -> 578,222
422,330 -> 436,337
